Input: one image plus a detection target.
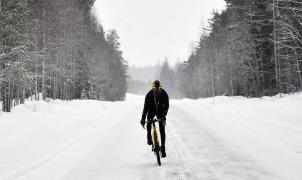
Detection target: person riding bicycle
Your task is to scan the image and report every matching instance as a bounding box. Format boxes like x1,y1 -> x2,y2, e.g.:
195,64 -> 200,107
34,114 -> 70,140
140,80 -> 169,158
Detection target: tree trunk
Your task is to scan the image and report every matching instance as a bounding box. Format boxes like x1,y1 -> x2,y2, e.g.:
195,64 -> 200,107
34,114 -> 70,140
294,49 -> 302,91
1,63 -> 11,112
273,0 -> 280,93
20,88 -> 25,104
35,58 -> 38,100
2,78 -> 12,112
228,45 -> 234,96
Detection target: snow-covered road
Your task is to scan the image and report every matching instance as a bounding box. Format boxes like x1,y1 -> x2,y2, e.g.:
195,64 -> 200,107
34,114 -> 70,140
0,94 -> 301,180
62,105 -> 276,180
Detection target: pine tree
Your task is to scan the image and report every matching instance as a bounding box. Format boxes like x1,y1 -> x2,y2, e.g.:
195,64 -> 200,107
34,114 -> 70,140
176,0 -> 302,99
1,0 -> 128,112
0,0 -> 33,111
159,59 -> 175,96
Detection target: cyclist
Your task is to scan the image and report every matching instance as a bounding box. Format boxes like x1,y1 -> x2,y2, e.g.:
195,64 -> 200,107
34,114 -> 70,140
140,80 -> 169,158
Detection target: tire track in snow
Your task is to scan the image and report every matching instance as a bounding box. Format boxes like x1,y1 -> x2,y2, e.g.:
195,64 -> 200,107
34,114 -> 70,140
139,105 -> 204,180
2,118 -> 110,180
2,102 -> 136,180
139,105 -> 279,180
61,105 -> 145,180
13,101 -> 281,180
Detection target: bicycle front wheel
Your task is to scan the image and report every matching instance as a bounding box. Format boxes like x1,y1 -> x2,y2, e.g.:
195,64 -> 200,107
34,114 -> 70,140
155,149 -> 161,166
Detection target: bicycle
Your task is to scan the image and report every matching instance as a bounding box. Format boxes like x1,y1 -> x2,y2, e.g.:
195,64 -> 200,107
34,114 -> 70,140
146,119 -> 162,166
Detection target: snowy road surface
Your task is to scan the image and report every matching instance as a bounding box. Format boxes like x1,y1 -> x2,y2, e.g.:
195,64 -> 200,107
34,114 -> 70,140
0,94 -> 301,180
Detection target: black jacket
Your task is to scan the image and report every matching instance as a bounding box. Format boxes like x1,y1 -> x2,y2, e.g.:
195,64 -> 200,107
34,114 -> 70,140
142,88 -> 169,120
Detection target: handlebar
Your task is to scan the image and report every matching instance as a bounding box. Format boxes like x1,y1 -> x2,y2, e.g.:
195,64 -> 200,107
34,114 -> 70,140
146,119 -> 162,124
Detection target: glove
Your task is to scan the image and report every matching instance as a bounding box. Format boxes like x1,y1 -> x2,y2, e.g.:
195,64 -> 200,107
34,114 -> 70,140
161,117 -> 166,126
140,119 -> 146,129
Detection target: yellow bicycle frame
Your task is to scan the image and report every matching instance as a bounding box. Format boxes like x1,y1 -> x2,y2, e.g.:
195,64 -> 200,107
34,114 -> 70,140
152,123 -> 161,149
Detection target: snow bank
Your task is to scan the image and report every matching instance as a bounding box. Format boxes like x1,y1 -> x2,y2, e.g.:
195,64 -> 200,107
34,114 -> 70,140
172,93 -> 302,180
0,98 -> 126,180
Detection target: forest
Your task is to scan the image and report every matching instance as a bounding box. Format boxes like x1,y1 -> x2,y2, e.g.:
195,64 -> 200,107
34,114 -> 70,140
156,0 -> 302,99
2,0 -> 302,112
0,0 -> 127,112
177,0 -> 302,98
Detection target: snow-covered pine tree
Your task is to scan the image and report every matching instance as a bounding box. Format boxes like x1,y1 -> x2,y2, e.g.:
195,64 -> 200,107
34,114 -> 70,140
176,0 -> 302,99
0,0 -> 33,112
159,59 -> 176,96
1,0 -> 128,112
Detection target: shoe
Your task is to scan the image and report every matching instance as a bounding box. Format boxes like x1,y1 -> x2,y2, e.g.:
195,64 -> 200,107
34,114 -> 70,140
147,139 -> 152,145
161,151 -> 166,158
161,146 -> 166,158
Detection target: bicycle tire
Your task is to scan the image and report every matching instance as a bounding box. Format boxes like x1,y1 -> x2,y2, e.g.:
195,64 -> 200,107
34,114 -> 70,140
151,121 -> 161,166
156,149 -> 161,166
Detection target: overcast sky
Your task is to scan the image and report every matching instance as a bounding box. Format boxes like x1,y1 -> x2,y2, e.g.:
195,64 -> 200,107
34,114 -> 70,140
93,0 -> 226,67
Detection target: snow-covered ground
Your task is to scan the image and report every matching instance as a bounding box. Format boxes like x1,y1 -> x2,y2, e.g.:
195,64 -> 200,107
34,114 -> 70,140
0,93 -> 301,180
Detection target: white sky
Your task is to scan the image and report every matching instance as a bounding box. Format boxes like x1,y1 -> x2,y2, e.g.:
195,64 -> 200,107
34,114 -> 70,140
93,0 -> 226,67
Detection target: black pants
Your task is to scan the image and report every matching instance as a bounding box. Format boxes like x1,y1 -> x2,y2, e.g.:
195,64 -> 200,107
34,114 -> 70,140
147,121 -> 166,149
